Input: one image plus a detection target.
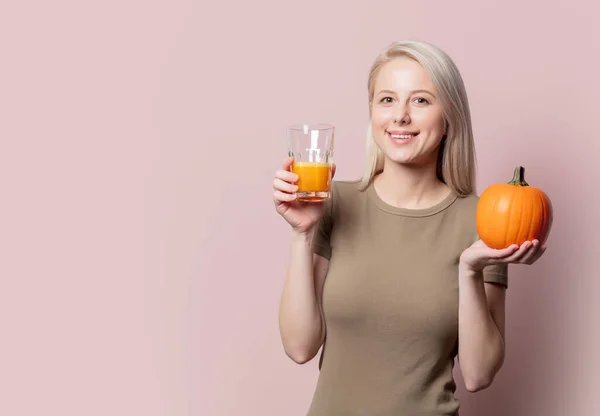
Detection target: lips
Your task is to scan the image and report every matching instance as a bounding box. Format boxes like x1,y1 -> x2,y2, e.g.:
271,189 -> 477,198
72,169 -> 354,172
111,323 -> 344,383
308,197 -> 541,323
387,131 -> 419,143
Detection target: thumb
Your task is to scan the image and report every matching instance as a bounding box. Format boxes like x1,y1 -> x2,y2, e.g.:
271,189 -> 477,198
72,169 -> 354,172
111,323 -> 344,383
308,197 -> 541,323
331,163 -> 337,178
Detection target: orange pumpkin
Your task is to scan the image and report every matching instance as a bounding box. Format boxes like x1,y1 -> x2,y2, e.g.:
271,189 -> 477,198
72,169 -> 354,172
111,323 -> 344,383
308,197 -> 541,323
476,166 -> 553,249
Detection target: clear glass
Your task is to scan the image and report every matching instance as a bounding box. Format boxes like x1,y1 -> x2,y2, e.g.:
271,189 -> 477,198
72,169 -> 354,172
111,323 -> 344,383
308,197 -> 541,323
287,123 -> 335,202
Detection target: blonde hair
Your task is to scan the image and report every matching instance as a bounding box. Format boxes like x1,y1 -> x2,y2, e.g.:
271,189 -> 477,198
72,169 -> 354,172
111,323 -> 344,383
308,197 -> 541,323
359,40 -> 477,196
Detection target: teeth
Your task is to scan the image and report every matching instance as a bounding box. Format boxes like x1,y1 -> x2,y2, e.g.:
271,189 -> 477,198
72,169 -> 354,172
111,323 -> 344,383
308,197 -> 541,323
390,134 -> 415,139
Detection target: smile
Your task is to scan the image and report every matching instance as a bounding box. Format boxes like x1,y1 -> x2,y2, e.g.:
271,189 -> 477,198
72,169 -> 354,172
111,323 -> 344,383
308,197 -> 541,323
387,131 -> 419,143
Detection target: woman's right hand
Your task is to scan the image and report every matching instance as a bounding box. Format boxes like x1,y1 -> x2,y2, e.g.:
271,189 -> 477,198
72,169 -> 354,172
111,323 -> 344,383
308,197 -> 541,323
272,157 -> 335,235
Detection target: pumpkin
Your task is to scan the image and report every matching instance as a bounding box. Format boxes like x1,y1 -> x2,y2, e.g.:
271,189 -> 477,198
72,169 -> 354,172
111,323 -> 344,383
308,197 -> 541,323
476,166 -> 553,249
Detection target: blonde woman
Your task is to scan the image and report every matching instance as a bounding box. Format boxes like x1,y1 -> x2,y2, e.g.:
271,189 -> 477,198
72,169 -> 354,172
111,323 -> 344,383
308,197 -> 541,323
272,40 -> 546,415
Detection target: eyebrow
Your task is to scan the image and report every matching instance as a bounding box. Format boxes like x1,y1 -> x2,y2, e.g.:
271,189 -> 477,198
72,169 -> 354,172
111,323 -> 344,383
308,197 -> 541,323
376,89 -> 437,98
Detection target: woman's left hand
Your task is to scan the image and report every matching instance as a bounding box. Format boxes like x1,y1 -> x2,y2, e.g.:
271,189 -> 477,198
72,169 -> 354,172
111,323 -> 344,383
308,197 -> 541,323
459,239 -> 547,272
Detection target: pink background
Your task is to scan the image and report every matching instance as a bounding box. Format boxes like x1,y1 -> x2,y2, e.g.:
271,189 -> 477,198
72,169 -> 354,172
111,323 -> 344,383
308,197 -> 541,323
1,1 -> 598,415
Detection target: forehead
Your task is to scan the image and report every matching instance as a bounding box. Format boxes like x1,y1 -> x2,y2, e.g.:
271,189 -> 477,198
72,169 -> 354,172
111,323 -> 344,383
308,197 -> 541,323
374,56 -> 436,93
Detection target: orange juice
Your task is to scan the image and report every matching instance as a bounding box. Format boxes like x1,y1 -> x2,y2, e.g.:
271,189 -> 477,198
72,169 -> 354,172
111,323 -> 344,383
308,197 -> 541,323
291,162 -> 331,201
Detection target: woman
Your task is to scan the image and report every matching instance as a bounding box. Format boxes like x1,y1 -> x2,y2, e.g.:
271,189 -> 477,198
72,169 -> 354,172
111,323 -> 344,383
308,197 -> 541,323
272,40 -> 546,416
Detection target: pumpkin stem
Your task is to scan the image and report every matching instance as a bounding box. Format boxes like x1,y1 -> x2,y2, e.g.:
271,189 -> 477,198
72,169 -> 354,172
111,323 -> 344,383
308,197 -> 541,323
508,166 -> 529,186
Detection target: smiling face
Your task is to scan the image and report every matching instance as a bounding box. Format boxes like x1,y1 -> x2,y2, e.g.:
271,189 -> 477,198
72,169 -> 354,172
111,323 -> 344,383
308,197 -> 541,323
370,56 -> 447,168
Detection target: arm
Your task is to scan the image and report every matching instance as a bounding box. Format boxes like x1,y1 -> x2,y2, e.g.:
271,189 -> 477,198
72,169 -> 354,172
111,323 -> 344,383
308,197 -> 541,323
458,238 -> 546,392
278,229 -> 329,364
457,266 -> 507,392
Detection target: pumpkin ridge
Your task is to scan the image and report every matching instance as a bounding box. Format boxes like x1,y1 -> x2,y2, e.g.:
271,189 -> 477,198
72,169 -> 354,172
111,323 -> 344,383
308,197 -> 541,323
516,187 -> 524,245
527,189 -> 537,241
508,186 -> 518,246
484,192 -> 498,244
531,188 -> 546,243
493,189 -> 504,248
522,188 -> 530,242
516,187 -> 524,244
501,187 -> 511,248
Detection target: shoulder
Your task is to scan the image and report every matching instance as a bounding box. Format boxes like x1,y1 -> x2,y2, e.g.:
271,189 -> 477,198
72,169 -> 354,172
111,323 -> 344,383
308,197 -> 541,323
330,179 -> 364,204
451,193 -> 481,213
332,179 -> 362,193
446,193 -> 482,242
323,179 -> 364,222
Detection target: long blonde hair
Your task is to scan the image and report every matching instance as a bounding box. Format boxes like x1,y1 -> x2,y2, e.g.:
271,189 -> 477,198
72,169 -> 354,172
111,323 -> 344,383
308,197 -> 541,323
359,40 -> 477,196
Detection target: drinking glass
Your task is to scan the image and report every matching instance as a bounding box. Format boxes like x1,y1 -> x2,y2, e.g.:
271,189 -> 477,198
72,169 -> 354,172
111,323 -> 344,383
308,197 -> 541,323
287,124 -> 335,202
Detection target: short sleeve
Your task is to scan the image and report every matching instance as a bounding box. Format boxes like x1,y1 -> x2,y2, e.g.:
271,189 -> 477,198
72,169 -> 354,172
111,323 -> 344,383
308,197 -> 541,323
312,183 -> 335,260
483,263 -> 508,288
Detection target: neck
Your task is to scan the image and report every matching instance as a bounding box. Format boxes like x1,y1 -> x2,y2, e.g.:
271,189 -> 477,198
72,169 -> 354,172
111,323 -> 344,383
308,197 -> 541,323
373,158 -> 450,209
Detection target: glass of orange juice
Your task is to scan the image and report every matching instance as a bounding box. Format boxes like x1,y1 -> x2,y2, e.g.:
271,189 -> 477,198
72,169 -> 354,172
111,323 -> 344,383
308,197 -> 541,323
287,124 -> 334,202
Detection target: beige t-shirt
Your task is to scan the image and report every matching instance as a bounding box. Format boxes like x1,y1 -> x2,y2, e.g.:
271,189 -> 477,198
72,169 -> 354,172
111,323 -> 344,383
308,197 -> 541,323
307,180 -> 507,416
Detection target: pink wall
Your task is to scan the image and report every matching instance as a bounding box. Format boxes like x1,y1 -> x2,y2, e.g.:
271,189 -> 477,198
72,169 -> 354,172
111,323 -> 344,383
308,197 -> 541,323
1,1 -> 598,415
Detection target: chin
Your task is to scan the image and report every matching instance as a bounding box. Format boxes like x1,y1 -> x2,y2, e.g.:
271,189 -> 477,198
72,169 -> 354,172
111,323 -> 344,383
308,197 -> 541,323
380,143 -> 439,167
383,153 -> 414,165
380,145 -> 412,163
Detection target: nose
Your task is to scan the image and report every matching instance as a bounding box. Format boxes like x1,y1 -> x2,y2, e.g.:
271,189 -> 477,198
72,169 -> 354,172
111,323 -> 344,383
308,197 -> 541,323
393,104 -> 411,124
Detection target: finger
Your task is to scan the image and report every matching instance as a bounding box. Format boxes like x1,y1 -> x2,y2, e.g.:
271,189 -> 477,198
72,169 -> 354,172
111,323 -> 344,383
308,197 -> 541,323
524,241 -> 546,265
331,163 -> 337,179
490,244 -> 519,259
275,169 -> 299,184
504,241 -> 533,263
282,156 -> 294,171
273,190 -> 297,204
273,178 -> 299,193
519,240 -> 540,264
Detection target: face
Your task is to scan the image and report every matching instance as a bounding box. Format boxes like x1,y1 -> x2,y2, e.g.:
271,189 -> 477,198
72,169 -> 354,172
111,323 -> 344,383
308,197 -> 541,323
370,56 -> 447,167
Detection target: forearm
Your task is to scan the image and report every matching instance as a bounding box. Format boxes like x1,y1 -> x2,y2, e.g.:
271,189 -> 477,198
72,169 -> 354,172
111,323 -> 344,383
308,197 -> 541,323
278,229 -> 324,363
457,265 -> 505,391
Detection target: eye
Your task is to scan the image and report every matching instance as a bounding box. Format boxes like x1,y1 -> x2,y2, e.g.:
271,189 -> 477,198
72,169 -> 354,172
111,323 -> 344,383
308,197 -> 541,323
414,97 -> 430,105
379,96 -> 394,104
